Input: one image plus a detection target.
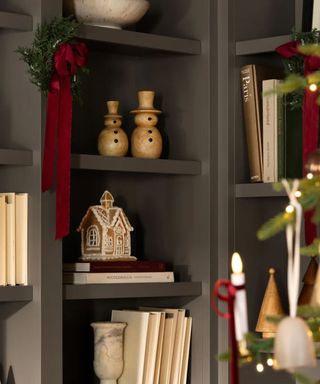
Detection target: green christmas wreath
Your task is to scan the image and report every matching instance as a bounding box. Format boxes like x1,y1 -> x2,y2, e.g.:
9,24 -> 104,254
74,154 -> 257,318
17,16 -> 88,99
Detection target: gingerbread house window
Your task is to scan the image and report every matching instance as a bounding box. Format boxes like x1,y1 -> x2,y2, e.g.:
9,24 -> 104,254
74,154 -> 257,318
107,236 -> 113,249
87,225 -> 100,247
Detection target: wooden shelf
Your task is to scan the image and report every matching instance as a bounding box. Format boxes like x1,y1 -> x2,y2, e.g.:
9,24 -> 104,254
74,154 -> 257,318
71,154 -> 201,175
64,281 -> 202,300
236,34 -> 291,56
0,286 -> 33,302
235,183 -> 286,198
0,149 -> 33,166
0,11 -> 33,31
76,24 -> 201,55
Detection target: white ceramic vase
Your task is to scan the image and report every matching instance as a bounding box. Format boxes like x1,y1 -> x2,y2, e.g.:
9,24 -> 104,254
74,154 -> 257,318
91,322 -> 127,384
64,0 -> 150,29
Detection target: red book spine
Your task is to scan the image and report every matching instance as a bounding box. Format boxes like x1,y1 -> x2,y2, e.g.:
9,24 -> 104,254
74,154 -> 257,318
89,261 -> 166,273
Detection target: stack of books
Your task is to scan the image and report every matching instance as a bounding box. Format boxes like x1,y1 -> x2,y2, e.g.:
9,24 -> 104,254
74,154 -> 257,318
0,192 -> 28,286
111,307 -> 192,384
63,261 -> 174,284
240,64 -> 288,183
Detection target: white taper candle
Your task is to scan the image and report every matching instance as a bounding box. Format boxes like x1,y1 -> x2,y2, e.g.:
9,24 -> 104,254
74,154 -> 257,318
230,252 -> 249,342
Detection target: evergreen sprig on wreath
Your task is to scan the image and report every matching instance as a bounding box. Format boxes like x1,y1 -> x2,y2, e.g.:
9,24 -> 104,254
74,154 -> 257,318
17,16 -> 88,99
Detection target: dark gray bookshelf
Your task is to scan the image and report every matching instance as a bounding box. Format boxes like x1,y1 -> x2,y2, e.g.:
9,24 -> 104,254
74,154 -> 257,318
71,154 -> 201,175
236,183 -> 287,198
0,1 -> 213,384
64,282 -> 202,301
76,24 -> 201,55
0,11 -> 33,31
236,34 -> 291,56
0,149 -> 33,166
0,286 -> 33,302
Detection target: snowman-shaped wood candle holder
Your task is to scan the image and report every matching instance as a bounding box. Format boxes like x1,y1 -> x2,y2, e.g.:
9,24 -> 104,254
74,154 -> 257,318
98,101 -> 129,157
130,91 -> 163,159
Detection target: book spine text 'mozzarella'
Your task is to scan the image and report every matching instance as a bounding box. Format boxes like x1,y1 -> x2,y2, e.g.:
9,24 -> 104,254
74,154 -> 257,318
240,65 -> 263,182
63,271 -> 174,284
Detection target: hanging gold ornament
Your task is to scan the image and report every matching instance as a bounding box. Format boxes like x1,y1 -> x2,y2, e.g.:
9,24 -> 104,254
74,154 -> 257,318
310,262 -> 320,306
256,268 -> 285,339
298,257 -> 319,305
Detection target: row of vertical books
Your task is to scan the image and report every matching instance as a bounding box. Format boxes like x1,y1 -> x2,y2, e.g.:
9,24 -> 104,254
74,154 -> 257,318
240,64 -> 302,183
0,192 -> 28,286
111,307 -> 192,384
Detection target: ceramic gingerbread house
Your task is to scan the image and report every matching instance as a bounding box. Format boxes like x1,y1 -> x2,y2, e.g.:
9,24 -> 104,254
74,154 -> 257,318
77,191 -> 136,261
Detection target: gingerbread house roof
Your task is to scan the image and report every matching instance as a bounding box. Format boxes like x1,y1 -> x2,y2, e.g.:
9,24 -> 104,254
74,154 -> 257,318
77,205 -> 133,232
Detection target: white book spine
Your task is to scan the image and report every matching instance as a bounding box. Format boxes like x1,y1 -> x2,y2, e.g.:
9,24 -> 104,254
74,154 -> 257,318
263,79 -> 277,183
6,198 -> 15,286
179,318 -> 192,384
313,0 -> 320,29
112,310 -> 150,384
170,310 -> 186,384
143,313 -> 161,384
64,271 -> 174,284
159,317 -> 175,384
15,193 -> 28,285
153,313 -> 166,384
274,80 -> 280,181
0,196 -> 6,286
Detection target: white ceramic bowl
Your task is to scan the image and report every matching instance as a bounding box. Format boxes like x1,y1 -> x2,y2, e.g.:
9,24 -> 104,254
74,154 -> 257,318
64,0 -> 150,29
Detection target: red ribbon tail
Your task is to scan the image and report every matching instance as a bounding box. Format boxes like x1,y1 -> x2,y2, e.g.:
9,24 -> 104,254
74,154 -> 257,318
55,76 -> 72,239
211,280 -> 239,384
303,90 -> 319,245
42,90 -> 59,192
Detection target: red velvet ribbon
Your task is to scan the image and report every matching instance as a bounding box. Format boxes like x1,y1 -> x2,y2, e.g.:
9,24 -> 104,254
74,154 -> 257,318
211,279 -> 239,384
42,42 -> 88,239
277,41 -> 320,244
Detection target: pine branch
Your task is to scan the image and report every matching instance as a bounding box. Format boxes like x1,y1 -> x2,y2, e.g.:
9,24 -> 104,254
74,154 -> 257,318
257,212 -> 294,240
300,241 -> 320,256
17,16 -> 87,99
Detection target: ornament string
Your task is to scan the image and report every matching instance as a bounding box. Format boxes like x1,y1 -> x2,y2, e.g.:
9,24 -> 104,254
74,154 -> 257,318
276,41 -> 319,245
42,42 -> 88,239
282,179 -> 302,317
211,280 -> 239,384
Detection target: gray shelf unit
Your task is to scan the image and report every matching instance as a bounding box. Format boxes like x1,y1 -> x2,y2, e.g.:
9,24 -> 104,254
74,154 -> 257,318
236,183 -> 287,198
0,1 -> 215,384
0,148 -> 33,166
0,11 -> 33,31
71,154 -> 201,175
64,282 -> 202,301
236,34 -> 291,56
0,285 -> 33,302
76,24 -> 201,55
225,0 -> 304,383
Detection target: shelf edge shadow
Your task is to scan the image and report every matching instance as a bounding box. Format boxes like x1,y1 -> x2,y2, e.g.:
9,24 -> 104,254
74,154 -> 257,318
63,282 -> 203,300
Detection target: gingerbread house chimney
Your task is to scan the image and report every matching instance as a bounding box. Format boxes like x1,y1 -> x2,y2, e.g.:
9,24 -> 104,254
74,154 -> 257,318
100,191 -> 114,209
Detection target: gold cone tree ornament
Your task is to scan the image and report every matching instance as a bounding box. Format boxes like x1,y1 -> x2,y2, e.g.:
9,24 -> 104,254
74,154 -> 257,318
298,257 -> 319,305
310,261 -> 320,306
274,180 -> 316,372
256,268 -> 284,338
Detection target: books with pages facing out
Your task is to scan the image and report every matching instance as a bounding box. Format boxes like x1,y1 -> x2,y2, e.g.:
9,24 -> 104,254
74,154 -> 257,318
240,64 -> 289,183
111,307 -> 192,384
63,261 -> 174,284
0,193 -> 28,286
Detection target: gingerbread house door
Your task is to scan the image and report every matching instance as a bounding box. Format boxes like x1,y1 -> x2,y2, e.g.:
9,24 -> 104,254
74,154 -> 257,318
116,235 -> 123,255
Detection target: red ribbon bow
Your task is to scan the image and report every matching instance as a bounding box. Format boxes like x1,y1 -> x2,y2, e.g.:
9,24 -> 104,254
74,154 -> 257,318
277,41 -> 319,244
211,280 -> 239,384
42,42 -> 88,239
